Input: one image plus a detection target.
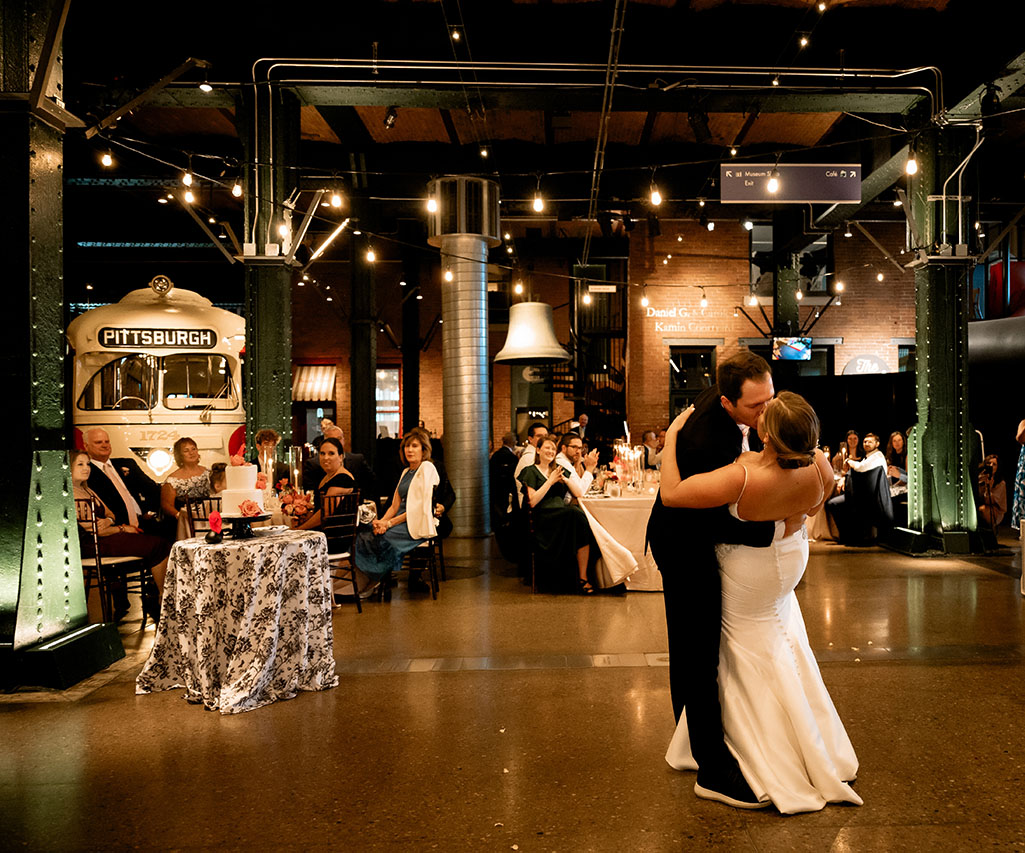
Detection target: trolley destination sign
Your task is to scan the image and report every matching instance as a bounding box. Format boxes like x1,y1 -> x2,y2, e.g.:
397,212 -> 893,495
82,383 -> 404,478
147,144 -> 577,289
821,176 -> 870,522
98,327 -> 218,349
720,163 -> 862,203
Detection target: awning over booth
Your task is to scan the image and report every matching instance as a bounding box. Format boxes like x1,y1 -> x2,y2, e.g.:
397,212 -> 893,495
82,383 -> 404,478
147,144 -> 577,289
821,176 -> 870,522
292,364 -> 336,402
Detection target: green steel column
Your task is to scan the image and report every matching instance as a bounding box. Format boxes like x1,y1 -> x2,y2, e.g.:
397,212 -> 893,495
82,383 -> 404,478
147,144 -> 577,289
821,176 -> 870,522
238,88 -> 298,453
907,129 -> 976,552
1,4 -> 87,652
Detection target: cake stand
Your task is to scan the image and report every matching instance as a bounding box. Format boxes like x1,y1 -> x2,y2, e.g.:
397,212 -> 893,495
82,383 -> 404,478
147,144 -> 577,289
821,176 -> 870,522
220,513 -> 272,539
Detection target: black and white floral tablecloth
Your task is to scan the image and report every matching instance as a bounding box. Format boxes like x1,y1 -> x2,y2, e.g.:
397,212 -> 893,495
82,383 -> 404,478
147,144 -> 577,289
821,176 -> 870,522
136,529 -> 338,713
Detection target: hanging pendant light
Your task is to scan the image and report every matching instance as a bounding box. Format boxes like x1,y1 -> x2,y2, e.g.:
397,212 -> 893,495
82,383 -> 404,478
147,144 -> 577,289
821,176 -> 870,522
494,302 -> 571,364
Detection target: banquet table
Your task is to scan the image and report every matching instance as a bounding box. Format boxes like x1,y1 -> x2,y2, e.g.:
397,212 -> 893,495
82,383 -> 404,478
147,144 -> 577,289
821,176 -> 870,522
136,528 -> 338,714
579,492 -> 662,591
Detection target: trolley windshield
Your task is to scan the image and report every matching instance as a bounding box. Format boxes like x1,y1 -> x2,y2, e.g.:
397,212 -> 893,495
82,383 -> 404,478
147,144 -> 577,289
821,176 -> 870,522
77,353 -> 238,411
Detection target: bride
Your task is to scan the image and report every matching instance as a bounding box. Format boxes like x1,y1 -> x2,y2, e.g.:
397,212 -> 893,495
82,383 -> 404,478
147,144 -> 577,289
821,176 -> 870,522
659,391 -> 862,814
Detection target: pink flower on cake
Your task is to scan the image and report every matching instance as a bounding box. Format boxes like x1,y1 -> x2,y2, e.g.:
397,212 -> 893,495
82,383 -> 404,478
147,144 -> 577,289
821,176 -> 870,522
255,472 -> 267,490
238,499 -> 262,517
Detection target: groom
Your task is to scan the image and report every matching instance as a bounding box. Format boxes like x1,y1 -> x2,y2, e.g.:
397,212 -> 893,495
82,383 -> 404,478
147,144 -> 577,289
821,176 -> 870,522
647,350 -> 779,809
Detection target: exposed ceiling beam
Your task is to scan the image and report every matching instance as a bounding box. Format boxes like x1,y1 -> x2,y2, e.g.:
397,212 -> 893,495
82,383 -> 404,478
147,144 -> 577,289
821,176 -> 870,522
815,145 -> 910,229
946,49 -> 1025,119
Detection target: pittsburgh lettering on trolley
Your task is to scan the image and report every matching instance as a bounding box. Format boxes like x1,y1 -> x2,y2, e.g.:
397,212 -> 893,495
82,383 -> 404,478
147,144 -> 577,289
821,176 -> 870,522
98,327 -> 217,349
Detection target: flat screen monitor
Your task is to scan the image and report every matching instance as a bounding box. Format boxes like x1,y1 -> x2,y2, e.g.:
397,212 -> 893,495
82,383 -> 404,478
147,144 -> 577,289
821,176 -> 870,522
772,336 -> 812,361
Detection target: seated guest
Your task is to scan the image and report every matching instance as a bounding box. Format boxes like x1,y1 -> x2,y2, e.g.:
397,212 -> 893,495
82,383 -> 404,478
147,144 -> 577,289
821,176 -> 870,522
208,462 -> 227,495
298,437 -> 355,532
305,425 -> 378,504
71,449 -> 170,621
555,433 -> 599,497
518,436 -> 596,594
642,430 -> 662,469
252,428 -> 291,484
977,454 -> 1007,529
490,432 -> 519,519
886,431 -> 908,495
161,437 -> 209,519
353,429 -> 442,595
832,430 -> 861,473
845,433 -> 885,474
83,427 -> 168,538
513,422 -> 549,508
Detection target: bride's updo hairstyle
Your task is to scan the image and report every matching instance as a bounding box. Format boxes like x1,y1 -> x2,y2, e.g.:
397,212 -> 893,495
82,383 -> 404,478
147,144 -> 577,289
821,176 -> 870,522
762,391 -> 819,469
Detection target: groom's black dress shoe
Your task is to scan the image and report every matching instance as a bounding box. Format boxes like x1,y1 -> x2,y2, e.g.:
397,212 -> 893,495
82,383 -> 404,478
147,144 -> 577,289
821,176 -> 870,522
694,767 -> 769,810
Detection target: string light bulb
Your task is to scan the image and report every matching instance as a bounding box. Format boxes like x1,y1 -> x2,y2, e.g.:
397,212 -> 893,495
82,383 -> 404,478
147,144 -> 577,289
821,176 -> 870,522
844,223 -> 853,238
444,269 -> 453,282
533,193 -> 544,213
506,245 -> 514,255
331,192 -> 343,208
514,282 -> 524,295
706,220 -> 715,232
818,1 -> 826,10
641,289 -> 649,308
451,28 -> 461,40
582,292 -> 592,305
479,145 -> 489,159
877,272 -> 885,282
905,155 -> 918,176
100,151 -> 113,167
366,247 -> 376,262
700,288 -> 708,308
698,198 -> 706,207
182,171 -> 193,187
767,169 -> 780,194
503,232 -> 511,240
799,34 -> 809,48
184,189 -> 195,204
426,195 -> 438,213
748,293 -> 759,307
796,289 -> 804,301
743,218 -> 754,231
730,146 -> 738,156
232,181 -> 243,198
835,280 -> 845,292
650,185 -> 662,206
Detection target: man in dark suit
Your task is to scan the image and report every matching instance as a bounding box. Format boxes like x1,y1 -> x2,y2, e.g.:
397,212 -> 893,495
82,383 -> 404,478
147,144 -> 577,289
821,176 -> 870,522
570,412 -> 589,441
252,428 -> 291,486
83,427 -> 164,534
646,351 -> 780,809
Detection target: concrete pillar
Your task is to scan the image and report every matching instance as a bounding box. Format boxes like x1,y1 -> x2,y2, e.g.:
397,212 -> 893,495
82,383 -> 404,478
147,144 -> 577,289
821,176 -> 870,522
427,178 -> 501,537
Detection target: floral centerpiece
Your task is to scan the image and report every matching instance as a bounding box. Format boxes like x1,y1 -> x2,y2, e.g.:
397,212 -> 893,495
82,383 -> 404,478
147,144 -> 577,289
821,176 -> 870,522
277,479 -> 314,525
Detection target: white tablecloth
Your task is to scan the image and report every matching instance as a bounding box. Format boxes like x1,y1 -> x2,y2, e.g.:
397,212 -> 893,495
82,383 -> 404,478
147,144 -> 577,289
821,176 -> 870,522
579,493 -> 663,591
136,529 -> 338,714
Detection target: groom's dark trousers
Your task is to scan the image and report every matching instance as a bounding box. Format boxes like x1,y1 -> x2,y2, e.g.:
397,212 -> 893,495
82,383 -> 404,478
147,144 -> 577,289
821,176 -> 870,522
646,384 -> 775,771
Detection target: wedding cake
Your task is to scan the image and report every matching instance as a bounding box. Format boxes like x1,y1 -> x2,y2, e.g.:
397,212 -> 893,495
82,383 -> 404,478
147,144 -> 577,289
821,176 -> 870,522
220,465 -> 265,516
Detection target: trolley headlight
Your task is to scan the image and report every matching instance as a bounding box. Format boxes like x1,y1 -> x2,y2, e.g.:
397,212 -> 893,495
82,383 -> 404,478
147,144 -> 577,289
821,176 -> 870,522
146,449 -> 174,476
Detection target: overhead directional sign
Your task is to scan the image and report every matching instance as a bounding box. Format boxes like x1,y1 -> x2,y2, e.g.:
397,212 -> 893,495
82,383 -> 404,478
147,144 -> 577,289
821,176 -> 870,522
720,163 -> 862,203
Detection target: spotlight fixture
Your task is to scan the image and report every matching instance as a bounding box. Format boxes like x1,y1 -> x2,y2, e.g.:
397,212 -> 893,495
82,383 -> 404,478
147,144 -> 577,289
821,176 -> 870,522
232,181 -> 243,198
427,195 -> 438,213
893,197 -> 902,207
767,169 -> 780,194
700,288 -> 708,309
416,293 -> 424,301
399,280 -> 407,286
844,223 -> 853,238
157,197 -> 168,204
199,73 -> 213,93
383,106 -> 397,130
100,151 -> 113,167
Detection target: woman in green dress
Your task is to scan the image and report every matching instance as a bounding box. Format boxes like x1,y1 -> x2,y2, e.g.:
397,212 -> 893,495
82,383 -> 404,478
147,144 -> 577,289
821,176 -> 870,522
518,436 -> 595,594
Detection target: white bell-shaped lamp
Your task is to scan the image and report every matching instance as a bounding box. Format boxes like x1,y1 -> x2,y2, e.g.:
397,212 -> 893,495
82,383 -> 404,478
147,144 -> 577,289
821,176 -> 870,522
494,302 -> 571,364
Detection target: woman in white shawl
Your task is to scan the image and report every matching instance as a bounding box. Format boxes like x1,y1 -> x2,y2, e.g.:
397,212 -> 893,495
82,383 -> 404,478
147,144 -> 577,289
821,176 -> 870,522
353,428 -> 439,587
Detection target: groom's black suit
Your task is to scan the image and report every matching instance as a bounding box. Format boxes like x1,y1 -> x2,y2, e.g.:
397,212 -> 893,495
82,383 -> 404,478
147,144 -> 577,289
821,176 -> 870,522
646,384 -> 775,773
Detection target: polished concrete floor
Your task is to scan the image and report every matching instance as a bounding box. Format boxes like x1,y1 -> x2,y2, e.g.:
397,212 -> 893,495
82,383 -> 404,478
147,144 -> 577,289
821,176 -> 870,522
2,532 -> 1024,851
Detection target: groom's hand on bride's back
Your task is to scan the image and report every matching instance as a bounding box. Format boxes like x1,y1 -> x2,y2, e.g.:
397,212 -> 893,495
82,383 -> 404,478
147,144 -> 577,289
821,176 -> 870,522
783,513 -> 807,537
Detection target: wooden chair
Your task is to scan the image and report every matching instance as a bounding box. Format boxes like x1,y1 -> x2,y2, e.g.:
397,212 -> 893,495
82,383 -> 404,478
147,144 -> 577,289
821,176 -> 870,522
185,496 -> 222,538
403,535 -> 440,599
322,492 -> 362,611
74,498 -> 153,627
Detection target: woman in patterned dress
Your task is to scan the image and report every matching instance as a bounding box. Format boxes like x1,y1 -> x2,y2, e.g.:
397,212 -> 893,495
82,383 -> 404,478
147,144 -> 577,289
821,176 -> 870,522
1011,418 -> 1025,532
160,437 -> 210,518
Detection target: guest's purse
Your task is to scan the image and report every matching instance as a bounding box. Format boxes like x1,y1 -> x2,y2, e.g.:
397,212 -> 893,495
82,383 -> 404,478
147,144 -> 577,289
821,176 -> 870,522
357,500 -> 378,526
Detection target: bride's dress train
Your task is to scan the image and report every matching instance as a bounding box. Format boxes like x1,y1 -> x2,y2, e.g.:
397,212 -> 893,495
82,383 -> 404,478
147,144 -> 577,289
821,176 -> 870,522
665,523 -> 862,814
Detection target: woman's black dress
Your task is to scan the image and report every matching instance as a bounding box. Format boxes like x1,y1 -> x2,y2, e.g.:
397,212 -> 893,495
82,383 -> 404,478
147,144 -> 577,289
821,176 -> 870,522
316,471 -> 356,553
517,464 -> 593,589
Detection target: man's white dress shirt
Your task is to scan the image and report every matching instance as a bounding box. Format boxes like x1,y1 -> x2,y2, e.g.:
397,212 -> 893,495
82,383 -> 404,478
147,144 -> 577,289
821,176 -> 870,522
554,452 -> 594,498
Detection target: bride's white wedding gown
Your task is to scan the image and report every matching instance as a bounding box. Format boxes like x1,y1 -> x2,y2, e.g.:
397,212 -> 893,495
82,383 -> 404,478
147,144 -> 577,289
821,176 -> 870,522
665,491 -> 862,814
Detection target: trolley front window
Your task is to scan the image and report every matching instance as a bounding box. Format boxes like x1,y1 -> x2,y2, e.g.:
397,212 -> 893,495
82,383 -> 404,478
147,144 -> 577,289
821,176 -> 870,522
77,354 -> 157,411
162,355 -> 237,410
